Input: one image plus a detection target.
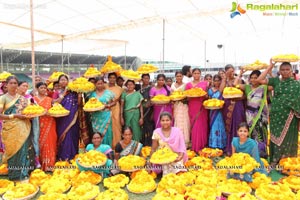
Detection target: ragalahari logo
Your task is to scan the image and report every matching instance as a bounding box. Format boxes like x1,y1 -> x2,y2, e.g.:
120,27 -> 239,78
230,2 -> 246,18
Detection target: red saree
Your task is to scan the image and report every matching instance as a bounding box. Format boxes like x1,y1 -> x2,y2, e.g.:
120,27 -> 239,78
34,96 -> 57,171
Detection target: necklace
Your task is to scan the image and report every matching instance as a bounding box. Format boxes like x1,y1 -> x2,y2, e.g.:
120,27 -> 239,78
7,93 -> 17,99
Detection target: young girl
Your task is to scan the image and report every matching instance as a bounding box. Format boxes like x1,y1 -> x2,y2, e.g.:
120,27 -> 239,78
231,122 -> 267,181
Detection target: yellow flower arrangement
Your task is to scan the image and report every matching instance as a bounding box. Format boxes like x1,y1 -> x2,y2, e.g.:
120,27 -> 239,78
203,99 -> 225,109
218,179 -> 252,194
100,55 -> 123,74
48,103 -> 70,116
248,172 -> 271,189
103,174 -> 129,188
198,147 -> 223,157
255,182 -> 296,200
282,175 -> 300,191
22,104 -> 46,115
127,170 -> 156,193
52,161 -> 79,180
186,150 -> 196,159
120,69 -> 141,80
296,190 -> 300,200
67,182 -> 99,200
150,147 -> 178,164
152,188 -> 185,200
118,155 -> 146,171
190,156 -> 213,170
3,183 -> 38,199
95,188 -> 129,200
48,71 -> 66,82
194,169 -> 218,187
0,179 -> 14,195
151,94 -> 171,104
156,173 -> 186,194
223,87 -> 243,98
185,185 -> 222,200
83,64 -> 101,78
130,169 -> 157,179
241,60 -> 269,70
0,71 -> 12,81
177,172 -> 196,186
29,169 -> 51,187
169,91 -> 186,101
228,192 -> 257,200
71,171 -> 102,187
141,146 -> 152,158
184,87 -> 207,97
68,77 -> 95,93
40,176 -> 71,194
77,150 -> 107,167
0,163 -> 8,175
136,64 -> 159,74
272,54 -> 300,62
216,153 -> 259,174
279,157 -> 300,176
38,193 -> 68,200
83,97 -> 105,111
260,158 -> 269,168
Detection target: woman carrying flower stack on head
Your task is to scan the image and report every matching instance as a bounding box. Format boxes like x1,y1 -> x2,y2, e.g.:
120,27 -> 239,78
208,74 -> 227,150
233,70 -> 271,158
149,74 -> 173,128
222,64 -> 246,155
231,122 -> 267,181
53,74 -> 80,161
186,68 -> 209,152
139,74 -> 154,146
171,71 -> 190,147
121,80 -> 144,142
89,77 -> 114,146
256,60 -> 300,166
34,82 -> 57,171
77,132 -> 113,177
149,112 -> 187,176
0,76 -> 35,181
106,72 -> 123,149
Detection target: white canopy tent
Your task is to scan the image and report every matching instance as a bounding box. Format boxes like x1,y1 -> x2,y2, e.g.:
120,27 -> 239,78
0,0 -> 300,66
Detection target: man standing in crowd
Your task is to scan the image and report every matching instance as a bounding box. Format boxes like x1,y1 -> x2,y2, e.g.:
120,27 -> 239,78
182,65 -> 193,83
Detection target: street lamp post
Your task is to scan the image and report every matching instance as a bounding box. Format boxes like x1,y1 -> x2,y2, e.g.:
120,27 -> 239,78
217,44 -> 225,66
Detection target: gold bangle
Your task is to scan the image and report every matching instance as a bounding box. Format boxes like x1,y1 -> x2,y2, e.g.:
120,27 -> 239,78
8,114 -> 14,119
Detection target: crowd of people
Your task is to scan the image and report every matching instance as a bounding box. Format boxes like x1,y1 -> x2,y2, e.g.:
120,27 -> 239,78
0,58 -> 299,181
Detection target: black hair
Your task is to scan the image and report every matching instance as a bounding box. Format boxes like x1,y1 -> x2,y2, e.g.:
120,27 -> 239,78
204,74 -> 212,79
117,76 -> 124,81
218,69 -> 225,74
88,77 -> 96,82
108,72 -> 117,78
122,126 -> 133,134
213,74 -> 221,81
95,76 -> 105,83
175,71 -> 183,76
182,65 -> 191,76
141,74 -> 150,78
238,122 -> 249,131
18,81 -> 28,86
166,77 -> 172,82
58,74 -> 69,82
225,64 -> 234,71
6,76 -> 18,84
36,82 -> 47,89
280,62 -> 292,69
295,69 -> 299,74
92,132 -> 103,138
159,111 -> 173,121
249,70 -> 261,78
157,74 -> 170,95
192,68 -> 201,73
53,81 -> 59,86
125,79 -> 135,87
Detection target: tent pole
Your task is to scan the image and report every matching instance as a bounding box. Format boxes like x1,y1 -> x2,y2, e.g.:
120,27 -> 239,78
162,19 -> 165,73
30,0 -> 36,88
61,38 -> 64,71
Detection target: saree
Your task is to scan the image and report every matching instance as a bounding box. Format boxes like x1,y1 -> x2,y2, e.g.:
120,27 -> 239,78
186,81 -> 208,152
90,90 -> 114,146
245,85 -> 268,158
268,77 -> 300,165
0,94 -> 34,180
118,140 -> 143,157
34,96 -> 57,171
139,85 -> 154,146
149,86 -> 173,128
106,85 -> 122,149
55,91 -> 80,161
152,127 -> 187,176
222,83 -> 246,155
171,83 -> 190,146
208,89 -> 226,149
77,144 -> 113,177
231,137 -> 267,182
121,91 -> 144,142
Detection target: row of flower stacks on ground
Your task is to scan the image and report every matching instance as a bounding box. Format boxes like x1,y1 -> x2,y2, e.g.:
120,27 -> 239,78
1,146 -> 300,199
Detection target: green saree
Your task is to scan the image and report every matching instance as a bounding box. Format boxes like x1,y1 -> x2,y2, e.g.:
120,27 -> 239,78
268,77 -> 300,165
121,91 -> 143,142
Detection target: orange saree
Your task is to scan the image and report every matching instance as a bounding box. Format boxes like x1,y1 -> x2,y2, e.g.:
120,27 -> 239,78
34,96 -> 57,171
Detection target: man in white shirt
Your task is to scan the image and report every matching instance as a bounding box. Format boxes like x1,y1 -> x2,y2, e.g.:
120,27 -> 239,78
182,65 -> 193,83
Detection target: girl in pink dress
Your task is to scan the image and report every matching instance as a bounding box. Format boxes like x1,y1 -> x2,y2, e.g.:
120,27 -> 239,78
186,68 -> 209,152
149,74 -> 173,128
